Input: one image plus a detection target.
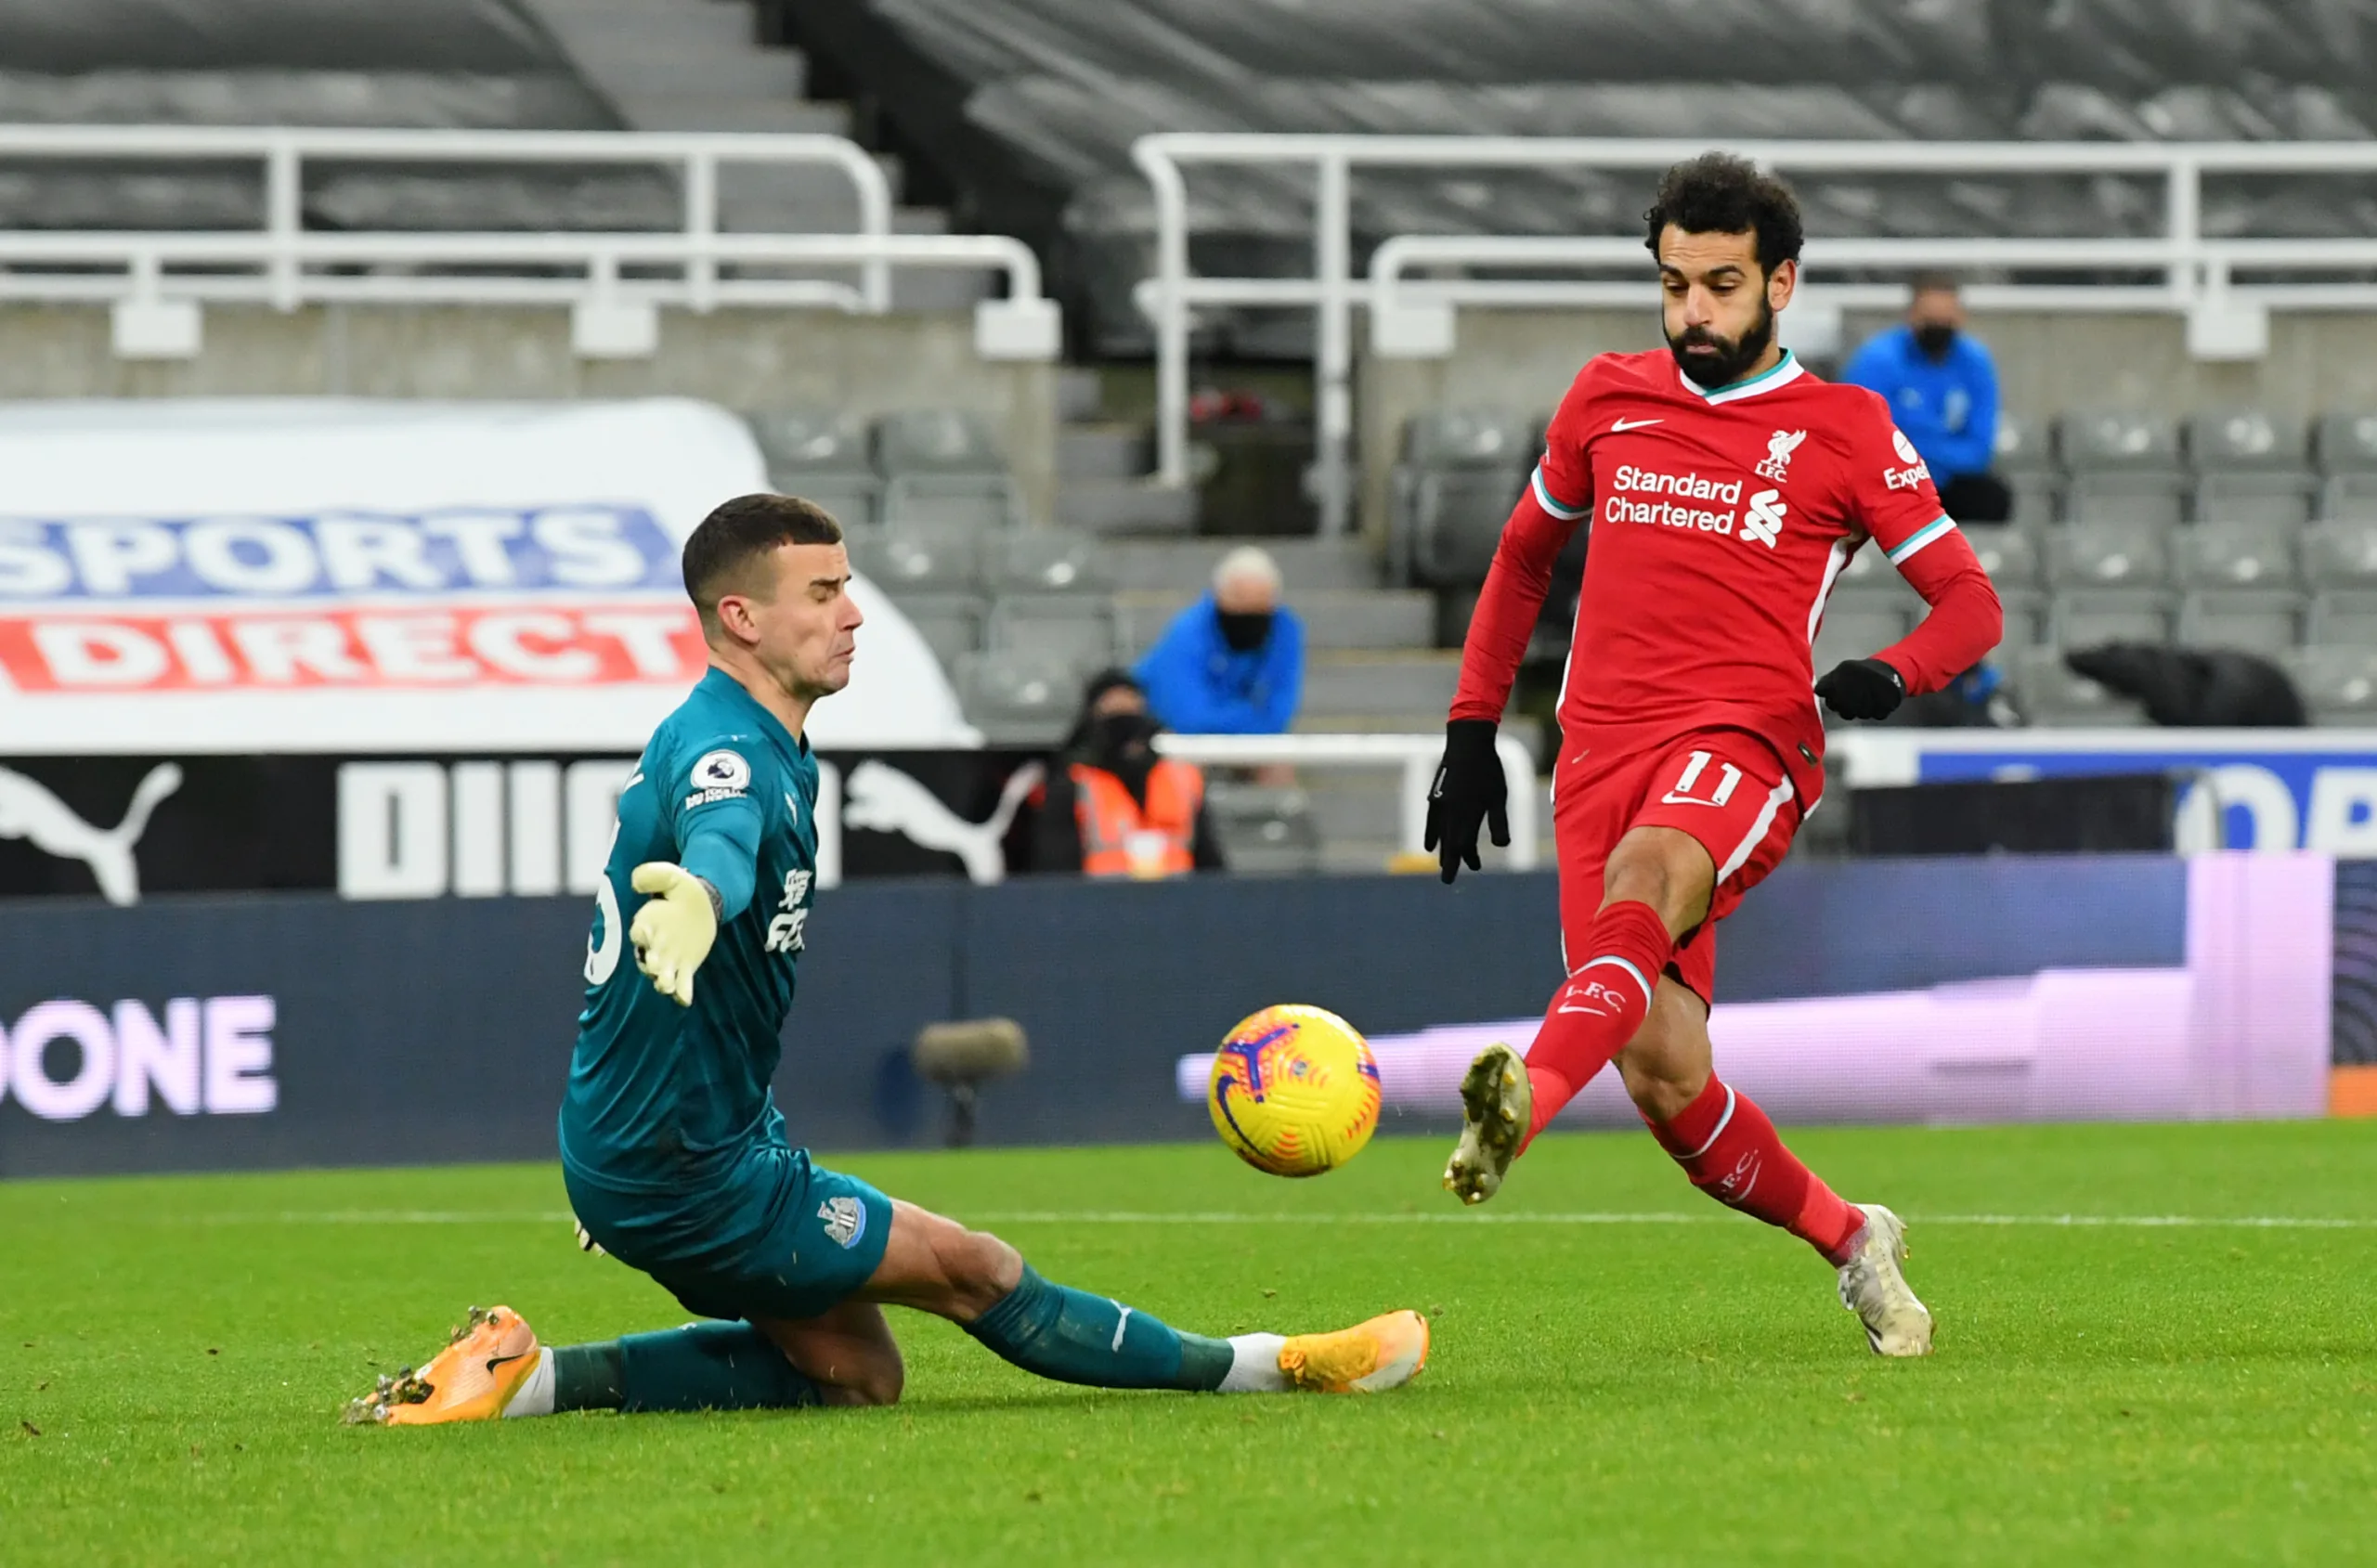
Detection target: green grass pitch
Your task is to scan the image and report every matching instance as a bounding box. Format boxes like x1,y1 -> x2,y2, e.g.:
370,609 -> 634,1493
5,1121 -> 2374,1566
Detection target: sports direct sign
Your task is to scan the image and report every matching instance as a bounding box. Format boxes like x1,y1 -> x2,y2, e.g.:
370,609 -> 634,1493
0,399 -> 973,753
0,506 -> 696,690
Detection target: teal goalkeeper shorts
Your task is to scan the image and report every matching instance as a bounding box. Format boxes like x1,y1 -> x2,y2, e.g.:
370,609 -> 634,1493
564,1143 -> 894,1324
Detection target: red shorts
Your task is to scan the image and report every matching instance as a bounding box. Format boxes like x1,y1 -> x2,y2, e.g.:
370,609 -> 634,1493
1552,727 -> 1803,1005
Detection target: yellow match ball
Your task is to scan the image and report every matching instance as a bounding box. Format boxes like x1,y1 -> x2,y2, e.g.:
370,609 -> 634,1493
1206,1004 -> 1382,1177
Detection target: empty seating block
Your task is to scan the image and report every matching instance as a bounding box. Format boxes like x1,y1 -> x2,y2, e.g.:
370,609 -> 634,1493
2286,646 -> 2377,725
2189,408 -> 2314,526
1201,782 -> 1323,875
2320,473 -> 2377,523
987,596 -> 1120,669
2053,590 -> 2175,646
1812,602 -> 1912,691
1409,468 -> 1526,588
989,531 -> 1110,596
2302,521 -> 2377,588
954,653 -> 1084,745
846,525 -> 982,594
2317,412 -> 2377,475
2310,590 -> 2377,644
1965,525 -> 2041,587
2177,590 -> 2303,655
891,594 -> 990,668
875,409 -> 1021,529
748,409 -> 880,525
1403,408 -> 1533,470
2047,521 -> 2171,588
2007,645 -> 2145,728
2059,410 -> 2187,525
2175,520 -> 2300,589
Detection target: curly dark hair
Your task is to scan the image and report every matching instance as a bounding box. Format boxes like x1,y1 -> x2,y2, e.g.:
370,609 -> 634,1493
1643,152 -> 1805,278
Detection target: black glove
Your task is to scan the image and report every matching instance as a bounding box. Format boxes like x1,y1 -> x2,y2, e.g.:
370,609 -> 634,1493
1423,719 -> 1509,883
1816,657 -> 1906,721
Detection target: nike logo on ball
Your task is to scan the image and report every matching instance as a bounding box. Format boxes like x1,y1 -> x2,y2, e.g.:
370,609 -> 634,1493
1610,417 -> 1664,432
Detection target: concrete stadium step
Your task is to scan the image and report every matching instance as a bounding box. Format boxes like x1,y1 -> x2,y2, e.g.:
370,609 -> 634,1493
1115,590 -> 1434,654
613,95 -> 851,136
1297,651 -> 1461,719
1100,537 -> 1382,593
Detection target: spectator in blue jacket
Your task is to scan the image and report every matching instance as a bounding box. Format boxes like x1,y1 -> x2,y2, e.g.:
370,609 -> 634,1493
1134,546 -> 1305,734
1842,276 -> 2012,524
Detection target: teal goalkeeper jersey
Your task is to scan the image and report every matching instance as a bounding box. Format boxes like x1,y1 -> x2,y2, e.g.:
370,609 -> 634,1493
561,667 -> 820,1191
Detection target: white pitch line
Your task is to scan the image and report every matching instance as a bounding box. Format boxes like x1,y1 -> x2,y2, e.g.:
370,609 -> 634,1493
175,1209 -> 2377,1231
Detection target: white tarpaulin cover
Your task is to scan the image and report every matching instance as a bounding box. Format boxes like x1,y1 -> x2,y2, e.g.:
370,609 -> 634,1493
0,397 -> 979,753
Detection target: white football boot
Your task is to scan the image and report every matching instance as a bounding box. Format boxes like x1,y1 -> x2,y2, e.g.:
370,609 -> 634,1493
1442,1042 -> 1531,1205
1836,1204 -> 1933,1357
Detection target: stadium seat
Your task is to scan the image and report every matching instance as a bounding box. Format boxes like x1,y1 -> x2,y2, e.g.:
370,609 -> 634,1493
2195,473 -> 2316,527
874,409 -> 1008,474
747,409 -> 882,526
2176,590 -> 2305,655
2284,646 -> 2377,725
2058,411 -> 2187,525
1408,468 -> 1526,588
987,531 -> 1111,596
1201,782 -> 1323,875
1812,603 -> 1912,693
2315,411 -> 2377,474
2052,590 -> 2176,646
2006,645 -> 2145,727
2189,408 -> 2309,473
2065,473 -> 2189,527
954,652 -> 1085,746
846,525 -> 983,595
2058,409 -> 2184,473
2007,473 -> 2063,527
876,409 -> 1022,529
1965,525 -> 2042,587
986,597 -> 1121,668
890,593 -> 990,670
2308,590 -> 2377,644
1994,584 -> 2050,646
880,474 -> 1023,530
2173,520 -> 2301,588
1994,411 -> 2056,477
1402,408 -> 1533,470
2046,520 -> 2172,587
2300,519 -> 2377,586
2319,473 -> 2377,523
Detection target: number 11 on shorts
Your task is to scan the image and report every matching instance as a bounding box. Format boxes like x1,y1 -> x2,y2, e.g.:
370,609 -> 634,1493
1661,750 -> 1741,809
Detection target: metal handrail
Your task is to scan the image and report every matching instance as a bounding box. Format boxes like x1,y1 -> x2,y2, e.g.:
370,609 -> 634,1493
1132,133 -> 2377,536
0,125 -> 1061,359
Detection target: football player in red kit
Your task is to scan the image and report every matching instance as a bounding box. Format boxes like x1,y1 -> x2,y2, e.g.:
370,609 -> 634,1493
1426,153 -> 2004,1356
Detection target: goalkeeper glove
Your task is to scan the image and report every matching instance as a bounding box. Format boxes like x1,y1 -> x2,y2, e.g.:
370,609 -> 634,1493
1816,657 -> 1906,721
1423,719 -> 1509,885
628,862 -> 720,1006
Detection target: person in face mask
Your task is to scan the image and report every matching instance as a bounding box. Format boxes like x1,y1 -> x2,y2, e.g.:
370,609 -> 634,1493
1841,274 -> 2013,524
1132,546 -> 1306,735
1024,669 -> 1227,876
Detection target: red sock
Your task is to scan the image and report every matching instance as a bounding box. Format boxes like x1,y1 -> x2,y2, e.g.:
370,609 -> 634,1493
1645,1076 -> 1865,1265
1521,900 -> 1674,1144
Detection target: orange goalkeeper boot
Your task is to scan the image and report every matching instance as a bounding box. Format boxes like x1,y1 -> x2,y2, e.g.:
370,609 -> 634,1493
1279,1309 -> 1431,1393
344,1305 -> 541,1425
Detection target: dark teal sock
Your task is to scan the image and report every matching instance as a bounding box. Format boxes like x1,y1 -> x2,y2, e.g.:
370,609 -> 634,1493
552,1341 -> 626,1412
964,1265 -> 1233,1392
607,1322 -> 821,1413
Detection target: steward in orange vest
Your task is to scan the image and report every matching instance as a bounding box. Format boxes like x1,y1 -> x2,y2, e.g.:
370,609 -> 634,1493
1025,669 -> 1225,877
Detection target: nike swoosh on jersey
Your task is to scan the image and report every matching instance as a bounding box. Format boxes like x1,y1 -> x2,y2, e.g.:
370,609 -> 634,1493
1610,417 -> 1664,432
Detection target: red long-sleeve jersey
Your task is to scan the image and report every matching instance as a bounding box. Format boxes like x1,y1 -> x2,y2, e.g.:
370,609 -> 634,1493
1450,347 -> 2003,804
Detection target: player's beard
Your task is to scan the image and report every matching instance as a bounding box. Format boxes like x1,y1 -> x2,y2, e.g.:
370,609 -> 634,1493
1666,297 -> 1776,391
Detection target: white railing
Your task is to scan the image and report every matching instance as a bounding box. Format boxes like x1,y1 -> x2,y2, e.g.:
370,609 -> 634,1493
1132,134 -> 2377,535
1156,730 -> 1539,871
0,125 -> 1059,360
